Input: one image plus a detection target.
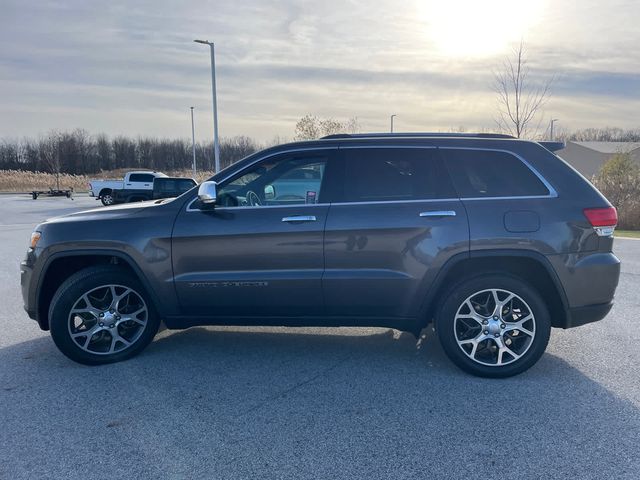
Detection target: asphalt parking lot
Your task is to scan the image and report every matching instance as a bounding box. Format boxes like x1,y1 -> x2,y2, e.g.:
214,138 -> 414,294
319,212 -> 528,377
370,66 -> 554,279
1,194 -> 639,479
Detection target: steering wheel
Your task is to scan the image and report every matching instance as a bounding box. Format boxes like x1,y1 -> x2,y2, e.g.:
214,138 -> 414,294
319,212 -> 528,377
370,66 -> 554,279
245,190 -> 262,206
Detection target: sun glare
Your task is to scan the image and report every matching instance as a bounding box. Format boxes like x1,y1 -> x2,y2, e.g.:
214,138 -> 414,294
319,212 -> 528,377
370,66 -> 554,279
418,0 -> 546,57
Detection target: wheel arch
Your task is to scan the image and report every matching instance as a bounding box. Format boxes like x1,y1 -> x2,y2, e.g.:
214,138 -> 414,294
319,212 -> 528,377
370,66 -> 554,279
98,188 -> 113,197
36,250 -> 161,330
420,250 -> 570,330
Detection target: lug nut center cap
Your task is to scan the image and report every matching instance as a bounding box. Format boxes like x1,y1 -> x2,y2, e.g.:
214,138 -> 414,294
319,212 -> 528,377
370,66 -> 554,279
102,312 -> 116,325
487,319 -> 502,335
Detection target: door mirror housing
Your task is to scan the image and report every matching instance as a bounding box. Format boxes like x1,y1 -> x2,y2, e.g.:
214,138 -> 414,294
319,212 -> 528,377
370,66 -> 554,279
264,184 -> 276,201
198,181 -> 218,205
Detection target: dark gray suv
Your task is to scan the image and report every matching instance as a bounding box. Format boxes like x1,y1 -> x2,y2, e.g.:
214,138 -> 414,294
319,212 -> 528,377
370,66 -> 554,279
21,133 -> 621,377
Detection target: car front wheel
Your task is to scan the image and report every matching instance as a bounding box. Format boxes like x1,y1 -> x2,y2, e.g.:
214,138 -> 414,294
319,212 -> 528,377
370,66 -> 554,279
49,266 -> 160,365
436,274 -> 551,378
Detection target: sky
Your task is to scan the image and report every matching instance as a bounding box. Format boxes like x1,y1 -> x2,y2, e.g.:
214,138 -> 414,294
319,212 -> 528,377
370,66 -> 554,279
1,0 -> 639,142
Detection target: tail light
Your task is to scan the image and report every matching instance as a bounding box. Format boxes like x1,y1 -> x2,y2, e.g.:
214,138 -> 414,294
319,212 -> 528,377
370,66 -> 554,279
584,207 -> 617,236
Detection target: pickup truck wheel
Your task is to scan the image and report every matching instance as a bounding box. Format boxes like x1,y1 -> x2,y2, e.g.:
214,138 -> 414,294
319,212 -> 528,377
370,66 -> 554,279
48,266 -> 160,365
435,274 -> 551,378
101,192 -> 114,206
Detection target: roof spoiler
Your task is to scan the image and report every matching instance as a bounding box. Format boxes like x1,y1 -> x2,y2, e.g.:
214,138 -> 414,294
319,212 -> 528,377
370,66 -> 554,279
539,141 -> 565,152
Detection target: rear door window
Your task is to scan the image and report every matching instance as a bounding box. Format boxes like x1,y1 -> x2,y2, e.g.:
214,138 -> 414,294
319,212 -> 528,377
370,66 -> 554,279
340,148 -> 455,202
443,149 -> 550,198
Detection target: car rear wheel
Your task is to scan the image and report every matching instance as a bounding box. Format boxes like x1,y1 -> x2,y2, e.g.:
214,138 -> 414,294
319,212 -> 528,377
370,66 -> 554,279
101,192 -> 114,206
49,266 -> 160,365
436,274 -> 551,378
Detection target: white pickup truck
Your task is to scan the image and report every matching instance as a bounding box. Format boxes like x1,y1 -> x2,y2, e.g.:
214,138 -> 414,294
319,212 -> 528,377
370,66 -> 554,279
88,171 -> 167,206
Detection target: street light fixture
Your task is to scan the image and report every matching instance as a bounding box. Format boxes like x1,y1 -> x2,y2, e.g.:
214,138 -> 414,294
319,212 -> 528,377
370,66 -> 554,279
550,118 -> 559,141
390,114 -> 397,133
194,39 -> 220,173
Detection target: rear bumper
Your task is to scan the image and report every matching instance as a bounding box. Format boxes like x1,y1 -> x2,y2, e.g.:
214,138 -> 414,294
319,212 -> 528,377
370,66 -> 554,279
546,251 -> 619,329
566,301 -> 613,328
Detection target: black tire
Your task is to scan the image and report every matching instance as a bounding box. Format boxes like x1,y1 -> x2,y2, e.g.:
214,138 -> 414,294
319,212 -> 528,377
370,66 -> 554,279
48,266 -> 160,365
435,274 -> 551,378
100,191 -> 114,206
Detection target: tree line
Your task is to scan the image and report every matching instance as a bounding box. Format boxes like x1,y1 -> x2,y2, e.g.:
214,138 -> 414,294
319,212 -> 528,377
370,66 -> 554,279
0,129 -> 263,175
1,123 -> 639,177
0,115 -> 358,176
559,127 -> 640,142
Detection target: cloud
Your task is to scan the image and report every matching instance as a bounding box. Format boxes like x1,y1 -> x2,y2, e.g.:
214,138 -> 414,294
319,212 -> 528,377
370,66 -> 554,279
1,0 -> 639,141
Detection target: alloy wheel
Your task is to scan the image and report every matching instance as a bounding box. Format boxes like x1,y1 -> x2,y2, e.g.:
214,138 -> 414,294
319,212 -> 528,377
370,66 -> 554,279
67,284 -> 148,355
453,288 -> 536,366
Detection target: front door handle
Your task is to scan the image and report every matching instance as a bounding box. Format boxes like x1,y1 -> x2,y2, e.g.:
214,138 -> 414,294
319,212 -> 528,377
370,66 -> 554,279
282,215 -> 317,223
419,210 -> 457,217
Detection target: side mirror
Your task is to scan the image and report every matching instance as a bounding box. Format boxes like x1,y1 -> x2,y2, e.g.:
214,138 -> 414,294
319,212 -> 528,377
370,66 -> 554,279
197,181 -> 218,205
264,184 -> 276,201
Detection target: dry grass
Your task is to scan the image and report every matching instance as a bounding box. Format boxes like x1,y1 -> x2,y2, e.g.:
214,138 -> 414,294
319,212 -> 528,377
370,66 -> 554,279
0,169 -> 213,192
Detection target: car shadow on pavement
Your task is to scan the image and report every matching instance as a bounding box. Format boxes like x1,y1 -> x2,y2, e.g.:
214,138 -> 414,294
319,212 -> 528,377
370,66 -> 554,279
1,327 -> 639,479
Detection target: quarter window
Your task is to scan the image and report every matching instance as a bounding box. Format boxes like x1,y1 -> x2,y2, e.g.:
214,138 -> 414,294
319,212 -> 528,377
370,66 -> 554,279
341,148 -> 455,202
444,149 -> 550,198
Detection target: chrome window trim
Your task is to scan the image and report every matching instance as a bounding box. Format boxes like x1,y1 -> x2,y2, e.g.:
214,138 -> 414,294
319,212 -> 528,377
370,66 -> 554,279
459,194 -> 556,201
330,198 -> 460,207
438,146 -> 559,200
185,144 -> 558,212
186,201 -> 330,213
187,197 -> 461,212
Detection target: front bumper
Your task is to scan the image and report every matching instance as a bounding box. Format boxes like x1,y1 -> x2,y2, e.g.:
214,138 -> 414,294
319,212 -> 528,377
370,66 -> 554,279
566,301 -> 614,328
20,260 -> 37,321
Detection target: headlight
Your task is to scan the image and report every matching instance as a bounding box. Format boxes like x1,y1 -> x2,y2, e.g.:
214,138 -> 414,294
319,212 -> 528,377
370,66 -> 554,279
29,231 -> 42,250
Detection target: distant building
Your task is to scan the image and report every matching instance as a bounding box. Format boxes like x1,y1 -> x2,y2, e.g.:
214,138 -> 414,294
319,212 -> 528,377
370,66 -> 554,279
556,141 -> 640,178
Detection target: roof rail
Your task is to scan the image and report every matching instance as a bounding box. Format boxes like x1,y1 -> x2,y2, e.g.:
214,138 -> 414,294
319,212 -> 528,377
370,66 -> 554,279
321,132 -> 515,140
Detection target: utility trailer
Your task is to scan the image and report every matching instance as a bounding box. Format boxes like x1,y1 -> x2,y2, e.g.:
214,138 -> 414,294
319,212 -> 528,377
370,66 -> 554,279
31,188 -> 74,200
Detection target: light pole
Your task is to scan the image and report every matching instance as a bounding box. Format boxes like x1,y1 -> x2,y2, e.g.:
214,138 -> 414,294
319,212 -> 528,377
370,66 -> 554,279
390,114 -> 397,133
194,39 -> 220,173
190,107 -> 196,176
550,118 -> 559,141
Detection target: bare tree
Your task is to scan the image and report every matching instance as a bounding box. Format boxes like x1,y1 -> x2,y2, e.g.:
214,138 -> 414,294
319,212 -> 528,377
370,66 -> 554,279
39,132 -> 62,190
294,115 -> 360,140
493,42 -> 552,138
345,116 -> 361,134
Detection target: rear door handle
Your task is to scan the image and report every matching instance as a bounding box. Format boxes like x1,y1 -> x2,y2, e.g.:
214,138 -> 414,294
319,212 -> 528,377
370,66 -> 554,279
282,215 -> 317,223
419,210 -> 457,217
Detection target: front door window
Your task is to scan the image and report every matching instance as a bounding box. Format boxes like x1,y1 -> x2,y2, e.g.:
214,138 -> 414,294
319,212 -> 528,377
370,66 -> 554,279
217,155 -> 327,207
